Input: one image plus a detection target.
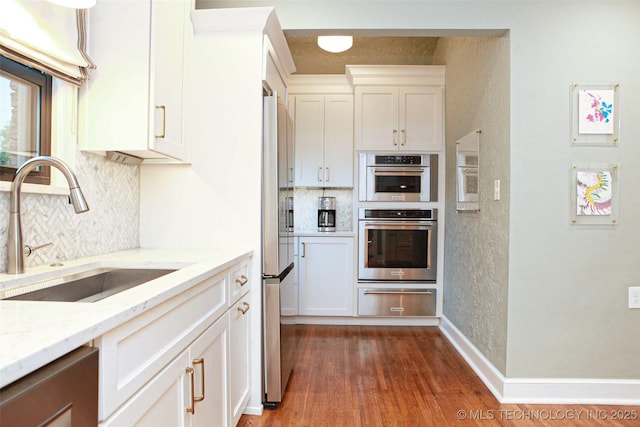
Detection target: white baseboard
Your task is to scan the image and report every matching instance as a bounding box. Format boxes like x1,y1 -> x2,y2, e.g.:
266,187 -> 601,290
438,315 -> 506,400
243,405 -> 263,416
295,316 -> 440,326
439,316 -> 640,405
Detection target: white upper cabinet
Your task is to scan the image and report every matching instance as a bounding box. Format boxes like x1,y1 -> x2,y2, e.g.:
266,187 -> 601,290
293,94 -> 354,187
348,65 -> 445,152
80,0 -> 191,162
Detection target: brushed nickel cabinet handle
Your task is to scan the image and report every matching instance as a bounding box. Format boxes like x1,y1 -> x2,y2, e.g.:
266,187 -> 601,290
401,129 -> 406,146
392,129 -> 398,145
317,166 -> 323,182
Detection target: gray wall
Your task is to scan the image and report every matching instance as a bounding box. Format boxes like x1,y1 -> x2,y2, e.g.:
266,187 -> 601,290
432,37 -> 510,375
200,0 -> 640,380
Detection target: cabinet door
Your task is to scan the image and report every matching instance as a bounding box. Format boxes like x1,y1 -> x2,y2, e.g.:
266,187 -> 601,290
102,350 -> 190,427
298,237 -> 354,316
323,95 -> 354,187
354,87 -> 398,151
150,0 -> 189,160
399,87 -> 443,151
190,313 -> 230,427
81,0 -> 152,155
294,95 -> 325,186
229,295 -> 251,427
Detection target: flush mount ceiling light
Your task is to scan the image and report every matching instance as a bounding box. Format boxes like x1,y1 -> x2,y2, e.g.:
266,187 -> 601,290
317,36 -> 353,53
47,0 -> 97,8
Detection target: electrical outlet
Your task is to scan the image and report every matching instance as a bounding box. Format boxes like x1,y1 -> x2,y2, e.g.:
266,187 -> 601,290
630,287 -> 640,309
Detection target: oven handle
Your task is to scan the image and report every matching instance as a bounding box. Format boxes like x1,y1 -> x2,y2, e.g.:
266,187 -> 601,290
361,221 -> 436,229
372,168 -> 425,176
362,290 -> 434,295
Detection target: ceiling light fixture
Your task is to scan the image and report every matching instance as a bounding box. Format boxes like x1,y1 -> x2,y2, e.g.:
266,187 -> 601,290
47,0 -> 97,9
317,36 -> 353,53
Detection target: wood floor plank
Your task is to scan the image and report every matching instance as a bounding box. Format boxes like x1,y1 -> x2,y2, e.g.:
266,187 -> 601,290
238,325 -> 638,426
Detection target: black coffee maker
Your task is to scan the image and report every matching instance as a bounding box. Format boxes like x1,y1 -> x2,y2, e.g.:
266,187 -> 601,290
317,197 -> 336,232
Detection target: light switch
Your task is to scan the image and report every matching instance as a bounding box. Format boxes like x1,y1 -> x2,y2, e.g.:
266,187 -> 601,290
493,179 -> 501,201
630,287 -> 640,309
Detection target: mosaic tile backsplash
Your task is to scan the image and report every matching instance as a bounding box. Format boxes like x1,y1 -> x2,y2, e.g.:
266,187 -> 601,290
0,150 -> 139,273
293,188 -> 353,232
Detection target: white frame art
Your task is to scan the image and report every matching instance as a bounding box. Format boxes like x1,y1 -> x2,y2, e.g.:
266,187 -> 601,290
570,164 -> 619,226
570,83 -> 620,146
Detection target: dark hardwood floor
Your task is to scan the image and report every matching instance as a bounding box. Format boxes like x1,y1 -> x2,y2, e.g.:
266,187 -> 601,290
238,325 -> 638,426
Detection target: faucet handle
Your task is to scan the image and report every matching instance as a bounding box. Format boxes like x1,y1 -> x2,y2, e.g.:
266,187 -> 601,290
24,242 -> 54,257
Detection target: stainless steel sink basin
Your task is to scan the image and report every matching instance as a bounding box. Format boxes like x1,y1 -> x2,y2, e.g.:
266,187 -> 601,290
2,268 -> 176,303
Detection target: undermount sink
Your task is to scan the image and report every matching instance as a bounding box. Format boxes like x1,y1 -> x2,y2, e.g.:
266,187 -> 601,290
1,268 -> 177,303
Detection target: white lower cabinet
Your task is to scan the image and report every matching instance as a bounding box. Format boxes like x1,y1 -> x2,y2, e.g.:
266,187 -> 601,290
102,349 -> 191,427
298,236 -> 354,316
102,315 -> 229,427
98,256 -> 251,427
229,295 -> 251,426
190,313 -> 230,426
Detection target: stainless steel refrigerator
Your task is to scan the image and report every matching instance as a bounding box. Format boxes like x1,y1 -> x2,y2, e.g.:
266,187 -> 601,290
262,91 -> 296,407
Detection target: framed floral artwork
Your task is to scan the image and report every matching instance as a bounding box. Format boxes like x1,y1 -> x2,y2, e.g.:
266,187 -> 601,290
570,83 -> 619,146
570,164 -> 619,225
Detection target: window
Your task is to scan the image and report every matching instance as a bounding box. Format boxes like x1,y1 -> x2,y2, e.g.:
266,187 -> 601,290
0,55 -> 52,185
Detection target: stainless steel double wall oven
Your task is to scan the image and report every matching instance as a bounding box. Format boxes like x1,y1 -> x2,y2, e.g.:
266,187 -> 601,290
357,153 -> 439,317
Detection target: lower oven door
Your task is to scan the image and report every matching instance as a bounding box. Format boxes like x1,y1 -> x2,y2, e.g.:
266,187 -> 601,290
358,220 -> 437,282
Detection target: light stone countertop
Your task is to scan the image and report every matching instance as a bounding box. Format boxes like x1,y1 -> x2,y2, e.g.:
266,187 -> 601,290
292,230 -> 355,237
0,247 -> 252,389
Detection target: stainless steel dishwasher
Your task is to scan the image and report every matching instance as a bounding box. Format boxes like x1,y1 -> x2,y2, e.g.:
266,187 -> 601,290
0,346 -> 98,427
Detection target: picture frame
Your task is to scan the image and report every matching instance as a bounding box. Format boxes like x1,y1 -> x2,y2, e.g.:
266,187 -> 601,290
570,163 -> 618,225
570,83 -> 619,146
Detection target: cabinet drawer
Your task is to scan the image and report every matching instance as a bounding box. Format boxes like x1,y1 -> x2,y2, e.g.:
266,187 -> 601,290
229,257 -> 250,304
97,272 -> 228,420
358,288 -> 436,317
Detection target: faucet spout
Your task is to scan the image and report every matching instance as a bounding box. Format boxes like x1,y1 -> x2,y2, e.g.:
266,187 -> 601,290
7,156 -> 90,274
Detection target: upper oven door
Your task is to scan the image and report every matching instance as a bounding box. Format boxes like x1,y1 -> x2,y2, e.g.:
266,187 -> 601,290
366,167 -> 428,202
358,220 -> 437,282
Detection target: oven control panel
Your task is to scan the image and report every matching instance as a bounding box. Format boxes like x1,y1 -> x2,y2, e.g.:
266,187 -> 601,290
360,209 -> 437,220
373,155 -> 423,165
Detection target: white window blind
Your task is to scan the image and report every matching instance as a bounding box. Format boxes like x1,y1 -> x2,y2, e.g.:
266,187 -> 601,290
0,0 -> 94,86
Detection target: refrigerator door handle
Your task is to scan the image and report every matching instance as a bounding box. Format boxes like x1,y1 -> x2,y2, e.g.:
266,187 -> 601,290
262,262 -> 295,281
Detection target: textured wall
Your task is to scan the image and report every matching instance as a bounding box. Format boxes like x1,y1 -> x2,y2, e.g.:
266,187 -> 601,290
433,37 -> 511,374
0,150 -> 139,273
